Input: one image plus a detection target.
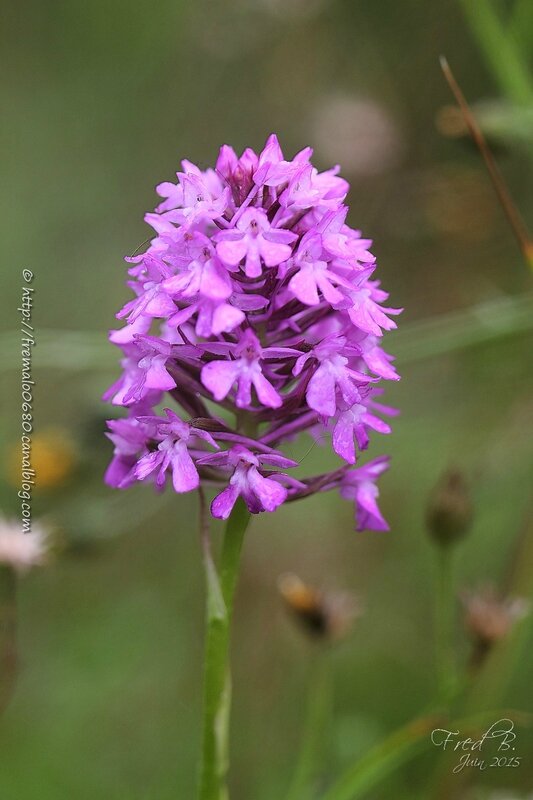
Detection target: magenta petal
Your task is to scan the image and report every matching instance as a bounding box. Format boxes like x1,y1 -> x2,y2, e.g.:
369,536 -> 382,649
211,484 -> 241,519
231,293 -> 268,311
332,414 -> 356,464
105,457 -> 134,488
362,412 -> 391,435
258,238 -> 293,267
200,260 -> 232,300
155,181 -> 182,213
201,361 -> 241,401
217,237 -> 248,267
317,275 -> 344,305
144,292 -> 177,318
307,365 -> 336,416
211,303 -> 245,335
216,145 -> 238,178
252,372 -> 282,408
289,269 -> 320,306
235,372 -> 253,408
364,346 -> 400,381
259,453 -> 298,468
134,450 -> 163,481
263,228 -> 298,245
356,484 -> 389,531
144,357 -> 176,391
247,467 -> 287,512
355,455 -> 390,481
109,314 -> 151,345
244,246 -> 262,278
171,442 -> 199,493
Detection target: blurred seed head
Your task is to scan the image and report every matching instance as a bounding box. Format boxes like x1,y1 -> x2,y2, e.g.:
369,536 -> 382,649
0,517 -> 49,574
426,468 -> 473,548
311,94 -> 403,178
461,586 -> 529,669
278,572 -> 362,642
6,427 -> 77,490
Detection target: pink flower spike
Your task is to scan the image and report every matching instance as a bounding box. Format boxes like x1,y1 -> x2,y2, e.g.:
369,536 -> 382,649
105,135 -> 400,528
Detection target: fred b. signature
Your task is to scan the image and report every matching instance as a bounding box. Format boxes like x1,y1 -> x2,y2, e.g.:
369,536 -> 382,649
430,718 -> 522,773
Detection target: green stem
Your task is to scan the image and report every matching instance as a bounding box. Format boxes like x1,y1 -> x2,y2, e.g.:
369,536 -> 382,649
434,548 -> 456,704
460,0 -> 533,106
286,653 -> 332,800
321,716 -> 439,800
507,0 -> 533,57
198,496 -> 251,800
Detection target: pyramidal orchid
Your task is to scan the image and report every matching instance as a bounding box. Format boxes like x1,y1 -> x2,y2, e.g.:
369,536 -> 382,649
104,134 -> 400,528
103,134 -> 401,800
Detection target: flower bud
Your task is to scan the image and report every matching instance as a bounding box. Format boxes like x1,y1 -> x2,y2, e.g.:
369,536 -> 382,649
426,469 -> 472,548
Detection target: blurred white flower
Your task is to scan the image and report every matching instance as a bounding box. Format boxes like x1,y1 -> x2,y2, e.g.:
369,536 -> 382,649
0,517 -> 49,574
311,94 -> 403,177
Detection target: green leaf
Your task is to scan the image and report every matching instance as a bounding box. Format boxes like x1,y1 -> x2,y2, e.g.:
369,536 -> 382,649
321,716 -> 440,800
204,545 -> 226,626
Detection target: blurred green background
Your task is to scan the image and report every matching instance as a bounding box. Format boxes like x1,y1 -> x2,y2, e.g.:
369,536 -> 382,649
1,0 -> 532,798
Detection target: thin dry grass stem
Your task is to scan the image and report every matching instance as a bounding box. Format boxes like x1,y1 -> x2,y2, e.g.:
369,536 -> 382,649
440,56 -> 533,268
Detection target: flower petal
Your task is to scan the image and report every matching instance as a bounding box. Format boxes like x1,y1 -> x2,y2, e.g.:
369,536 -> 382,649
201,361 -> 241,401
247,467 -> 287,512
332,414 -> 356,464
211,484 -> 241,519
306,364 -> 336,416
289,268 -> 320,306
171,442 -> 199,493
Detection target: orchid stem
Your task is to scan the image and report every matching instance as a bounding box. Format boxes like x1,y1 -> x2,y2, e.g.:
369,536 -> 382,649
198,494 -> 251,800
435,548 -> 456,704
286,653 -> 332,800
